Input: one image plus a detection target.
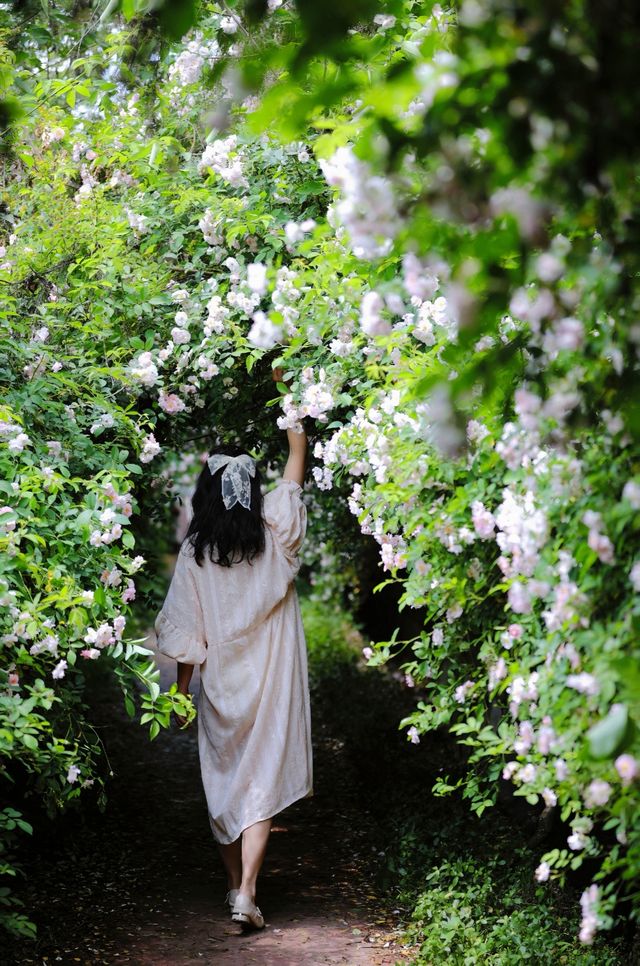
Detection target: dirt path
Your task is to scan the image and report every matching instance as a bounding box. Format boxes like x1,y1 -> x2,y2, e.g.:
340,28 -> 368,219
8,636 -> 408,965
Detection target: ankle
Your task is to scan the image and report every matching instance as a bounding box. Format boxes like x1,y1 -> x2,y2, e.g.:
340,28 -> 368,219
239,886 -> 256,901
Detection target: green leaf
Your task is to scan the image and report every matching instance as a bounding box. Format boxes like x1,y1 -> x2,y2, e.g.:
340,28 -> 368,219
587,704 -> 630,759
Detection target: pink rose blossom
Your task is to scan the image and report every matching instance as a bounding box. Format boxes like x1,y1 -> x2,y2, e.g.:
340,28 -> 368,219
466,419 -> 489,443
622,480 -> 640,509
113,615 -> 127,639
579,883 -> 600,944
508,581 -> 532,614
158,391 -> 186,414
487,657 -> 507,690
171,326 -> 191,345
454,679 -> 475,703
140,433 -> 161,463
567,672 -> 599,696
614,753 -> 638,786
568,830 -> 589,851
537,719 -> 556,755
584,779 -> 612,808
514,720 -> 535,754
518,763 -> 537,783
554,758 -> 568,781
587,529 -> 615,564
534,861 -> 551,882
360,291 -> 391,337
247,262 -> 268,295
84,624 -> 114,648
502,761 -> 519,780
67,764 -> 81,783
471,500 -> 495,539
52,659 -> 67,680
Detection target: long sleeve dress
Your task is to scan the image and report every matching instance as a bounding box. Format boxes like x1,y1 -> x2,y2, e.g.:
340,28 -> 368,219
154,478 -> 313,844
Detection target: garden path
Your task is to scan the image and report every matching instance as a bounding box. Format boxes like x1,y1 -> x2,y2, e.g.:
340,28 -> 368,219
9,635 -> 408,965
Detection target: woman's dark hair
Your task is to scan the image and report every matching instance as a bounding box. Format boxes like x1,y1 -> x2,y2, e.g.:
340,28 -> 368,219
184,446 -> 265,567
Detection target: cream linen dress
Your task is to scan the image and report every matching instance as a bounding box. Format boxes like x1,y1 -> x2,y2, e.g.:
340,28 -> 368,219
154,478 -> 313,844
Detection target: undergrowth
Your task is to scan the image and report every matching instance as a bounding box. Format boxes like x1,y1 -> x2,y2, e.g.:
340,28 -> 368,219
301,596 -> 632,965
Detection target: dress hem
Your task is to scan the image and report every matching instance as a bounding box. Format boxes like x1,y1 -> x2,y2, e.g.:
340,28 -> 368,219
209,783 -> 314,845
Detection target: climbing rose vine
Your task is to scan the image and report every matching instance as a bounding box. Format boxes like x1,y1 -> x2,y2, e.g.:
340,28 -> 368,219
1,0 -> 639,946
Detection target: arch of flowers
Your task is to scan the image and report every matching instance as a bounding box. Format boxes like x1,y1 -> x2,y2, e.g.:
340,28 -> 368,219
1,0 -> 639,944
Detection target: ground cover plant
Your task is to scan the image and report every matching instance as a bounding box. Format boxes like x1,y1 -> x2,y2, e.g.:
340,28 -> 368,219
303,599 -> 632,962
1,0 -> 639,950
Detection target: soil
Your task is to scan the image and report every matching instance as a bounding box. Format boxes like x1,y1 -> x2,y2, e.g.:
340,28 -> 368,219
5,638 -> 410,966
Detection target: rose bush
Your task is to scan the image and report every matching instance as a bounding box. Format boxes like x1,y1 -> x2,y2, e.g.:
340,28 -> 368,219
1,0 -> 639,946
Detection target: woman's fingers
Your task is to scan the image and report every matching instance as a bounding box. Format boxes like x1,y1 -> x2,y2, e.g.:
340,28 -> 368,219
272,366 -> 284,381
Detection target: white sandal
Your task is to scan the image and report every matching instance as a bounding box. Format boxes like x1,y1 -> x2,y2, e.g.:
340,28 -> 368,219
231,892 -> 265,929
225,888 -> 239,911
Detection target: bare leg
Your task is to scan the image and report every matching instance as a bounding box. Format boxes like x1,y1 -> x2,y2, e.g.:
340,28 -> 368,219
217,836 -> 243,891
239,817 -> 273,901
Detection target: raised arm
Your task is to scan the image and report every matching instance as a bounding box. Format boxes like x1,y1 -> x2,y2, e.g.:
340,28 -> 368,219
283,424 -> 307,486
273,367 -> 307,487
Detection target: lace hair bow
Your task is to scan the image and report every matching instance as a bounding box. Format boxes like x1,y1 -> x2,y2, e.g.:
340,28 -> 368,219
207,453 -> 257,510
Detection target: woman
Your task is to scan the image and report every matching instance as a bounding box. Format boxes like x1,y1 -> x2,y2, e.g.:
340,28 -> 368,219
154,371 -> 312,930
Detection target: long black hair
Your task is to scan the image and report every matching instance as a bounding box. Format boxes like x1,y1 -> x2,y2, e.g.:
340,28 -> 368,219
184,446 -> 266,567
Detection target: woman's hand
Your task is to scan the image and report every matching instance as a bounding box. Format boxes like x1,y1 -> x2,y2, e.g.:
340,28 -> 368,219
272,366 -> 291,391
175,664 -> 194,728
174,691 -> 193,729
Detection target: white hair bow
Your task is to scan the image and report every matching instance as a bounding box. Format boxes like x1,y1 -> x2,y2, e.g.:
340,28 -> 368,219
207,453 -> 257,510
